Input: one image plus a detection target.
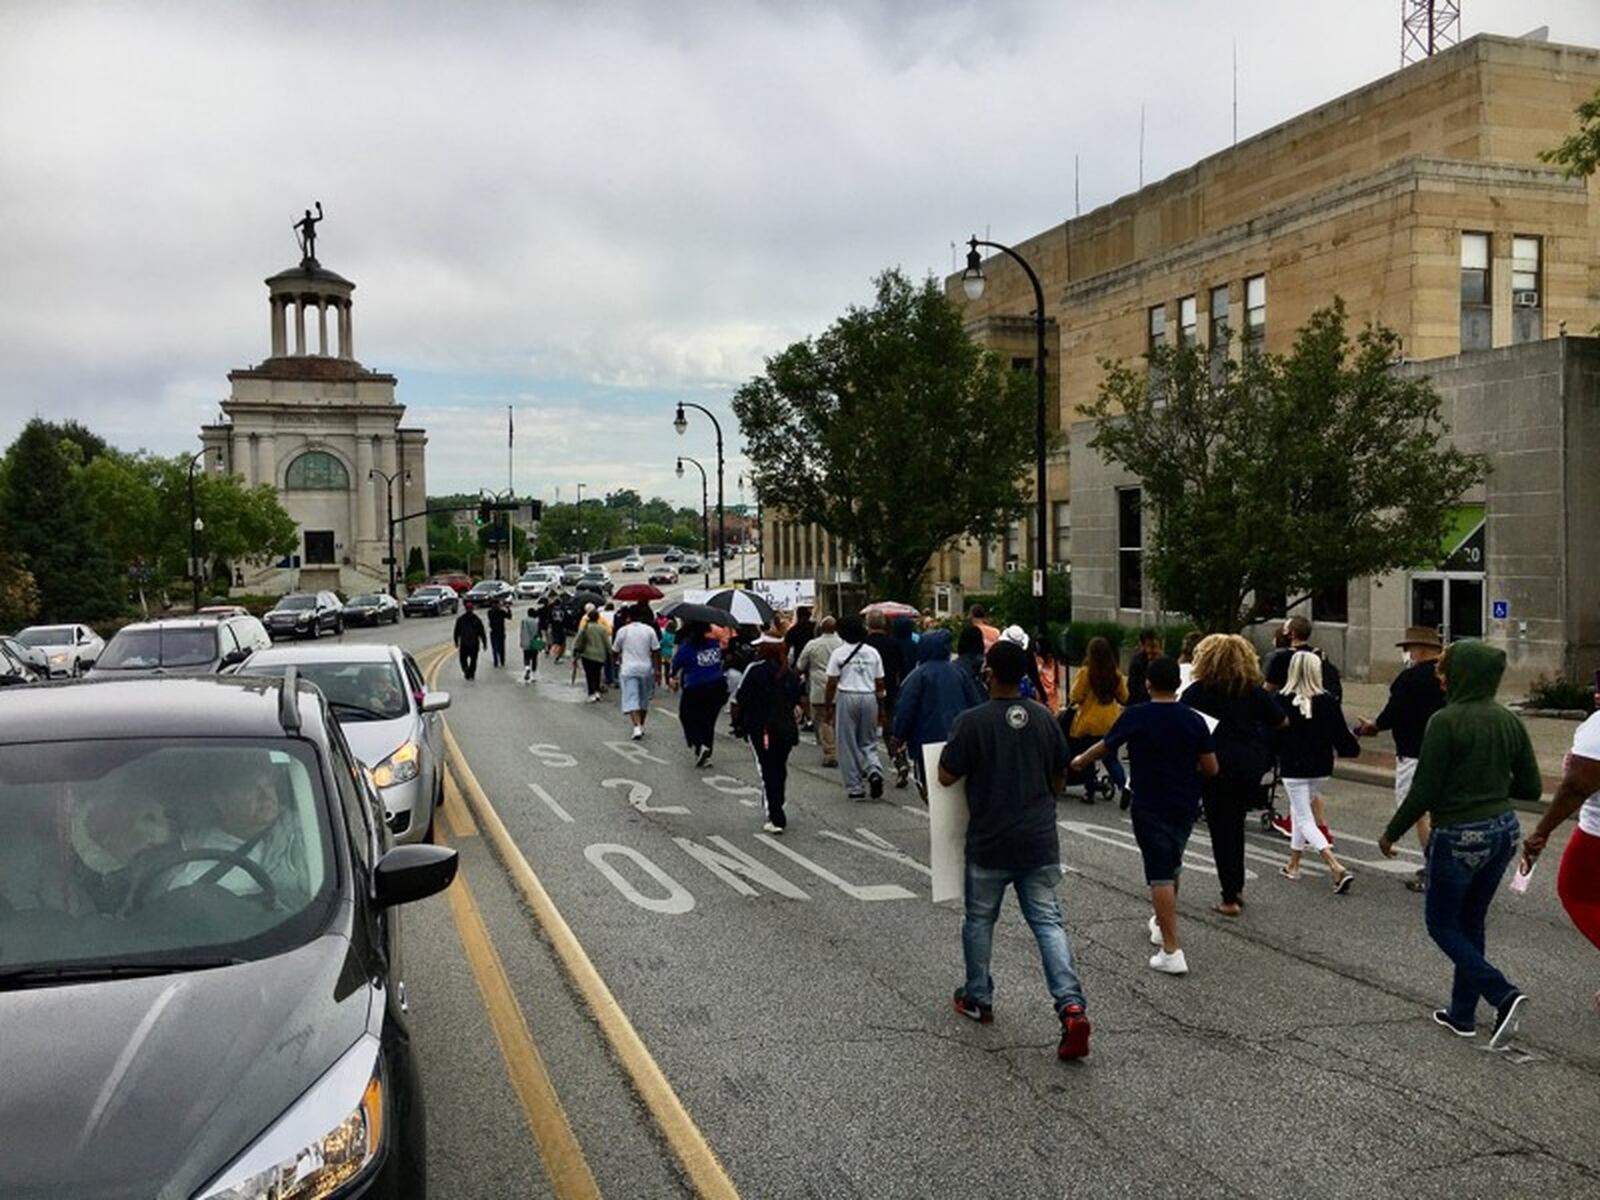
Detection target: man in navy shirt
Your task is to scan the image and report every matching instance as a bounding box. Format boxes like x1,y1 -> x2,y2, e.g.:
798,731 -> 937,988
1073,657 -> 1217,975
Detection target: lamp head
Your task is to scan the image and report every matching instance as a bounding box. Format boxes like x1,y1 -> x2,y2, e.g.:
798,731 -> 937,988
193,517 -> 205,533
675,458 -> 685,479
673,404 -> 688,435
962,238 -> 986,301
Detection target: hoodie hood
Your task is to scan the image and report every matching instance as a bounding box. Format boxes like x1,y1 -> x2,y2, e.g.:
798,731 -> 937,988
918,629 -> 953,663
1444,639 -> 1504,704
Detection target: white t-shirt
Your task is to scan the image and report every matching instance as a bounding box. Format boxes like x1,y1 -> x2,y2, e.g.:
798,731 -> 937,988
825,640 -> 884,694
1571,711 -> 1600,838
612,622 -> 660,677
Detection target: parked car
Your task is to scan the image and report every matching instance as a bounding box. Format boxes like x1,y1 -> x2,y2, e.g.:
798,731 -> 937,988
263,592 -> 344,640
14,623 -> 104,677
515,566 -> 562,601
0,634 -> 48,674
0,639 -> 39,685
680,554 -> 704,573
559,563 -> 586,586
92,615 -> 272,676
662,547 -> 685,563
463,579 -> 514,608
343,592 -> 401,626
577,568 -> 613,596
620,554 -> 645,573
240,644 -> 449,843
427,572 -> 472,595
402,585 -> 459,618
0,674 -> 455,1199
649,566 -> 680,585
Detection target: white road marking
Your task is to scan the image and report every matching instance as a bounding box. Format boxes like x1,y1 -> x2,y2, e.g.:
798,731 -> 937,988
584,843 -> 696,914
818,828 -> 933,878
674,835 -> 811,899
1057,818 -> 1238,880
528,782 -> 574,823
604,739 -> 671,766
701,774 -> 761,808
602,777 -> 690,816
528,743 -> 578,768
754,835 -> 917,901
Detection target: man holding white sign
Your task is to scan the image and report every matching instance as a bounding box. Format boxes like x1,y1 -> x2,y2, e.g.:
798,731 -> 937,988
937,640 -> 1091,1060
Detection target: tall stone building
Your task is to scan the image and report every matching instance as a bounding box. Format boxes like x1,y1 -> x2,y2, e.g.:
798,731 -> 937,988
200,250 -> 427,595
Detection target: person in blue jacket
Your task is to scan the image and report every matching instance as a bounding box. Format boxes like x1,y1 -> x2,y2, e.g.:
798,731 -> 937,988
891,628 -> 987,800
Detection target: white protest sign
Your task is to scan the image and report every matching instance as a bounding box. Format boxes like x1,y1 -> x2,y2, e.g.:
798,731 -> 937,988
924,741 -> 968,903
749,578 -> 816,613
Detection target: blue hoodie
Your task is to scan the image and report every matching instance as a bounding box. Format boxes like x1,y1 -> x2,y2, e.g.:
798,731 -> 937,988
891,629 -> 987,750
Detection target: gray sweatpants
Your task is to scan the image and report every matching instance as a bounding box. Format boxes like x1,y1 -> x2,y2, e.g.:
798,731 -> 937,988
835,691 -> 883,795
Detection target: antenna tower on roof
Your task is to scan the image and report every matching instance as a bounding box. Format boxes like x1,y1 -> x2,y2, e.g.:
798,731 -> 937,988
1401,1 -> 1461,66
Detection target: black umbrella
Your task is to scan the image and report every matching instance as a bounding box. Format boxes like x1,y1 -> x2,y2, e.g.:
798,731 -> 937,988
660,600 -> 739,629
561,590 -> 605,621
702,588 -> 776,627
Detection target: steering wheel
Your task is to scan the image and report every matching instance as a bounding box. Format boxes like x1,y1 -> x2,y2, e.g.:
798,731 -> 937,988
125,847 -> 280,913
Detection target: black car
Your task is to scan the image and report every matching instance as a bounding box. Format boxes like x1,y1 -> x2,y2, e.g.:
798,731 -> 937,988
264,591 -> 343,640
343,593 -> 401,626
0,675 -> 457,1199
402,585 -> 459,618
91,616 -> 273,677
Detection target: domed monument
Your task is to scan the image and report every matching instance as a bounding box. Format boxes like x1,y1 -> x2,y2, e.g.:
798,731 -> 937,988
200,205 -> 428,595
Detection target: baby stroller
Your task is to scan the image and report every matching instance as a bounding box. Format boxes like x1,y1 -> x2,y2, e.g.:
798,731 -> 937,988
1252,763 -> 1286,831
1058,706 -> 1127,806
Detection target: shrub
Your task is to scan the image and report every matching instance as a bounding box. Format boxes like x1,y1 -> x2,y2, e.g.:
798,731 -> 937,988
1525,674 -> 1596,713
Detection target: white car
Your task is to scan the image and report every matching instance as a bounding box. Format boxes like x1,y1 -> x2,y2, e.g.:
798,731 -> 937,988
620,555 -> 645,572
515,566 -> 562,600
15,623 -> 104,678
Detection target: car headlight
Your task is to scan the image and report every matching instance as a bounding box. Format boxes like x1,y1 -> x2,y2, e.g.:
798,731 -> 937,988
197,1036 -> 384,1200
371,741 -> 420,788
49,652 -> 68,665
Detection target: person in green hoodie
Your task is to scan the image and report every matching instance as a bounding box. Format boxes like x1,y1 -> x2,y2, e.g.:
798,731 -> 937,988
1379,639 -> 1541,1047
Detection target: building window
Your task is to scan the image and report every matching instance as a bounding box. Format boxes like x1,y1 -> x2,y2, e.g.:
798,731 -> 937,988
1117,487 -> 1142,611
1460,232 -> 1491,351
1512,235 -> 1542,345
1011,356 -> 1033,373
980,536 -> 997,573
1244,276 -> 1266,350
1178,296 -> 1198,349
1004,518 -> 1023,568
284,450 -> 349,491
1209,285 -> 1230,347
304,530 -> 336,564
1312,579 -> 1350,625
1054,500 -> 1071,563
1147,304 -> 1167,353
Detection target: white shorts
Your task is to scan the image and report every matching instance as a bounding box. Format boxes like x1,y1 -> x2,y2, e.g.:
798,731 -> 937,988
1394,756 -> 1417,809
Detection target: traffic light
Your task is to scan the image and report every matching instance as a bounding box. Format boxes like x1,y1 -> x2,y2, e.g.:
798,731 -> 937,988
476,499 -> 491,526
527,500 -> 543,521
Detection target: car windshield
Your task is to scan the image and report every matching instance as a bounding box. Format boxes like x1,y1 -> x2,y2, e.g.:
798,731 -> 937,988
275,596 -> 316,611
415,588 -> 445,598
349,594 -> 382,606
17,627 -> 75,647
249,661 -> 410,721
96,628 -> 217,670
0,738 -> 335,981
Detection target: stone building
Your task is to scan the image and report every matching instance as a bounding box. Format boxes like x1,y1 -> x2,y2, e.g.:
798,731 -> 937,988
200,255 -> 427,595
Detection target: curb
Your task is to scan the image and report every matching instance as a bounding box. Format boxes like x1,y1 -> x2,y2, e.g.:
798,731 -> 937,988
1332,762 -> 1552,815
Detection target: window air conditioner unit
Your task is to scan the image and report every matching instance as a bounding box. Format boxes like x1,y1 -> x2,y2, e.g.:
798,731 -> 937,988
1513,290 -> 1540,308
1004,561 -> 1020,573
1050,561 -> 1071,573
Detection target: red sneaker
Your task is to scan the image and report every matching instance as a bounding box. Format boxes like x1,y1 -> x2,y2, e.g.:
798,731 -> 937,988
1058,1003 -> 1091,1059
1318,824 -> 1335,849
1269,814 -> 1293,840
953,989 -> 993,1024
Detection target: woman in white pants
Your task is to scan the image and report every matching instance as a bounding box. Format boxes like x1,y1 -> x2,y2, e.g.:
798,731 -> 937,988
1274,651 -> 1359,893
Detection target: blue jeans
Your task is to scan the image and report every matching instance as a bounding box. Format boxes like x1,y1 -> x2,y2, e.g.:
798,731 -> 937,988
1425,809 -> 1520,1026
961,862 -> 1086,1014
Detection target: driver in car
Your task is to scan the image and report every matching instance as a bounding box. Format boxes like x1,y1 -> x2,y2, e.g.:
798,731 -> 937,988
167,773 -> 307,905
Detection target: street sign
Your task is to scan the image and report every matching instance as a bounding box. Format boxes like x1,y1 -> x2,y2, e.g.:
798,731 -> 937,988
381,556 -> 396,565
1032,568 -> 1044,598
1492,599 -> 1510,620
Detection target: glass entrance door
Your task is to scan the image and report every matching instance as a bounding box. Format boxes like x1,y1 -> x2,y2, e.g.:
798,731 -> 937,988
1411,575 -> 1483,641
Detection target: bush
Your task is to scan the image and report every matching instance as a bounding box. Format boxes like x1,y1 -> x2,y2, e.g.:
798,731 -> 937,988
1525,674 -> 1596,713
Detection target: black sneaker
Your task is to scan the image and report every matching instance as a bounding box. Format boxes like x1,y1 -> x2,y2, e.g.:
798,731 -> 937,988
695,747 -> 713,768
1058,1003 -> 1091,1059
1489,992 -> 1527,1049
868,771 -> 884,799
1432,1009 -> 1475,1038
1118,786 -> 1132,812
952,988 -> 993,1024
1405,869 -> 1426,893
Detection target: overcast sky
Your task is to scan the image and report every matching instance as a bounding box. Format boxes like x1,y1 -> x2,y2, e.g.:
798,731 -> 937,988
3,0 -> 1597,511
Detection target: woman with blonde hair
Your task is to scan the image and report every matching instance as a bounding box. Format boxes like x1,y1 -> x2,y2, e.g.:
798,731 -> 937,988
1275,651 -> 1359,892
1182,634 -> 1286,915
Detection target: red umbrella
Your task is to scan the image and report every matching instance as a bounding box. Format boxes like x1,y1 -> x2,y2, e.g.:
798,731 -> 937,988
862,601 -> 919,619
613,582 -> 664,602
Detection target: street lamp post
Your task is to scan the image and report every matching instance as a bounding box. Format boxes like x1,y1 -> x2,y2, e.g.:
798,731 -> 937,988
185,449 -> 218,612
738,471 -> 764,579
962,235 -> 1051,649
575,483 -> 587,564
673,402 -> 725,585
370,467 -> 412,597
676,456 -> 712,590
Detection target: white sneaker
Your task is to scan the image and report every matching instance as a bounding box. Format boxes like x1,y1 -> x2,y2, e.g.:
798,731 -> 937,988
762,821 -> 783,834
587,694 -> 601,703
631,727 -> 643,740
1149,948 -> 1189,975
1148,914 -> 1163,946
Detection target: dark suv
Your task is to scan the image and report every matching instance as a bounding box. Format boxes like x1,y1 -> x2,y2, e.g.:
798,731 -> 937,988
92,616 -> 272,676
264,591 -> 343,640
0,674 -> 457,1197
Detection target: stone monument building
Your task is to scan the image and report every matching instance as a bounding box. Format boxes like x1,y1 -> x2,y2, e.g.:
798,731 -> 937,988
200,235 -> 427,596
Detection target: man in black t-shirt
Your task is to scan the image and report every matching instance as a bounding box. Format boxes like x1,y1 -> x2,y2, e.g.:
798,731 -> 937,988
1357,625 -> 1445,891
453,602 -> 488,681
938,640 -> 1091,1060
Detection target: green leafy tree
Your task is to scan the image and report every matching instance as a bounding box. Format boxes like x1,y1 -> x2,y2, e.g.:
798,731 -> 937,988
733,268 -> 1036,600
1082,302 -> 1490,632
0,551 -> 39,626
1540,87 -> 1600,178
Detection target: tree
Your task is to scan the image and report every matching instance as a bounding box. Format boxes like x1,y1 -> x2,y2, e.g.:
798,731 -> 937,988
0,551 -> 39,627
1081,302 -> 1490,632
733,268 -> 1036,600
1540,87 -> 1600,178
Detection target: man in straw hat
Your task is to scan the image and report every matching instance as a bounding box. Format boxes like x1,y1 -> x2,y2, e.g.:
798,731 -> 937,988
1357,625 -> 1447,892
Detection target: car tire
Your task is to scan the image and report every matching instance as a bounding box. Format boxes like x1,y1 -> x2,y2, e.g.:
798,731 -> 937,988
309,621 -> 320,640
334,618 -> 344,636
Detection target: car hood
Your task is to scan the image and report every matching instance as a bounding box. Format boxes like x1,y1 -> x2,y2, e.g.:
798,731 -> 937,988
0,930 -> 370,1200
265,609 -> 312,621
340,715 -> 417,770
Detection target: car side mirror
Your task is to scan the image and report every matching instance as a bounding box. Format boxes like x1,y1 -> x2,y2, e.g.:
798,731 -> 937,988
419,691 -> 451,713
78,633 -> 90,644
221,647 -> 250,667
374,843 -> 458,907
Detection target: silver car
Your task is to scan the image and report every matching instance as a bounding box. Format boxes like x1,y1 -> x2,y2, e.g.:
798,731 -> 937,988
238,643 -> 450,843
15,623 -> 104,677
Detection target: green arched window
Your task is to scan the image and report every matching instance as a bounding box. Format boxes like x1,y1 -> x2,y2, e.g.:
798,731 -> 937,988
284,451 -> 350,491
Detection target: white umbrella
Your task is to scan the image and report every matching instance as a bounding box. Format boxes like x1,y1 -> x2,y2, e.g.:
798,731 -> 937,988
702,588 -> 776,627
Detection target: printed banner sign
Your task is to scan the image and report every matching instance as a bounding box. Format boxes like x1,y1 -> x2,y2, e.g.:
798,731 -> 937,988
749,578 -> 817,613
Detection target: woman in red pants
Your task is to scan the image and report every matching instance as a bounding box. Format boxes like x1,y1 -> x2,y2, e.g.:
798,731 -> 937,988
1523,692 -> 1600,1010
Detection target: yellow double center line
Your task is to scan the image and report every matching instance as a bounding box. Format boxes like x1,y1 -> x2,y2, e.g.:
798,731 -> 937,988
420,645 -> 738,1199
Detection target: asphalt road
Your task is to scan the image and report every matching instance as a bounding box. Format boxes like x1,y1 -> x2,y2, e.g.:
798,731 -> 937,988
338,596 -> 1600,1199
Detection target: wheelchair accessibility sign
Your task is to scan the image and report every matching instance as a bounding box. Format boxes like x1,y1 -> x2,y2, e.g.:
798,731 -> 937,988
1492,599 -> 1510,620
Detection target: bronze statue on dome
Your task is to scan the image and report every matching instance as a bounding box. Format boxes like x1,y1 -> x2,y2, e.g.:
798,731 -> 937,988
293,202 -> 324,267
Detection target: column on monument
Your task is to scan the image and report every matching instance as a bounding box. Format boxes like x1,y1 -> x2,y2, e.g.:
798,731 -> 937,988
258,433 -> 277,491
293,299 -> 306,356
317,300 -> 329,357
343,301 -> 354,361
337,301 -> 351,360
355,435 -> 376,544
271,297 -> 287,357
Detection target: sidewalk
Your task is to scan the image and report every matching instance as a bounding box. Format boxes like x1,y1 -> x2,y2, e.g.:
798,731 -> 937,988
1336,680 -> 1575,810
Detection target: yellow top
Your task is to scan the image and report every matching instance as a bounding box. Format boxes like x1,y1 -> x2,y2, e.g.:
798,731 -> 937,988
1068,670 -> 1127,739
